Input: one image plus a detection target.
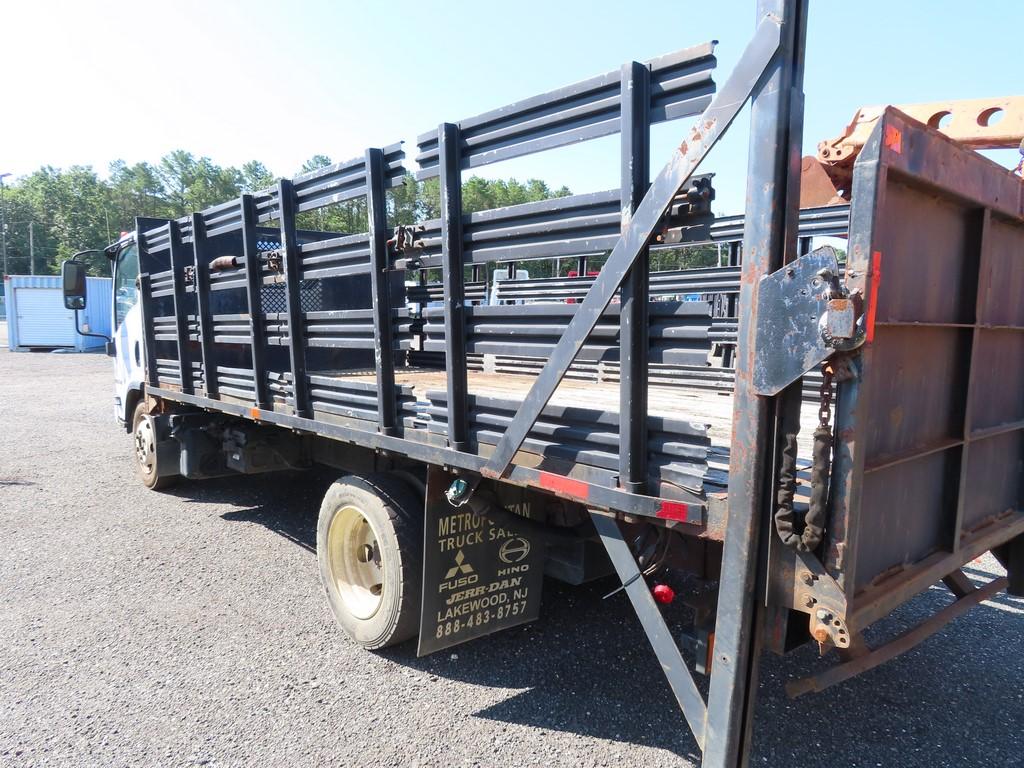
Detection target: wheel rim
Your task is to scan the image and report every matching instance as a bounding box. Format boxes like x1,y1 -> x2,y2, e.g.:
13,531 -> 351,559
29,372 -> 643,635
327,504 -> 385,620
134,417 -> 156,475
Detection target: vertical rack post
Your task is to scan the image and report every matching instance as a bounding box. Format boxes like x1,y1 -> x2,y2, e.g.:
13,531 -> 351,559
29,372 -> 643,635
439,122 -> 469,452
618,59 -> 651,495
138,274 -> 159,389
240,194 -> 269,409
366,147 -> 398,435
723,241 -> 741,369
191,212 -> 218,400
702,1 -> 808,767
167,220 -> 193,394
277,179 -> 311,418
135,221 -> 159,389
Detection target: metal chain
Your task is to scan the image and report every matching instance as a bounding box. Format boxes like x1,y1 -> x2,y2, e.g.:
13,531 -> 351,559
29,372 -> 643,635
818,361 -> 834,428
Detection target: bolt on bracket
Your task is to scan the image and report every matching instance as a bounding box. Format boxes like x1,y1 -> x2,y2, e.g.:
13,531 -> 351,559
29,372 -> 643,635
752,245 -> 863,395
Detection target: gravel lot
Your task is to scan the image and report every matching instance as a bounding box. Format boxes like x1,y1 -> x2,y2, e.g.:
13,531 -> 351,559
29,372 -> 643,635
1,348 -> 1021,767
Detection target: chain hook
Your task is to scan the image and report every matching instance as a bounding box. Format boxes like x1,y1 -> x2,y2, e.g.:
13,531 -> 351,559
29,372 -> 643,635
818,361 -> 834,428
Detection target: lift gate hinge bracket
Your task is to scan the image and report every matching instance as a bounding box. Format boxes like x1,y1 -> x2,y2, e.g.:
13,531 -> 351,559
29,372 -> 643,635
752,245 -> 865,395
772,547 -> 852,653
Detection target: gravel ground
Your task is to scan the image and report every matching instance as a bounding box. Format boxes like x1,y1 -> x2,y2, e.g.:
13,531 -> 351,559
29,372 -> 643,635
1,349 -> 1021,767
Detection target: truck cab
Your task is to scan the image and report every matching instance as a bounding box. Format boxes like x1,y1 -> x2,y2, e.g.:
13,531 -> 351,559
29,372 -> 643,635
59,235 -> 146,429
108,237 -> 146,428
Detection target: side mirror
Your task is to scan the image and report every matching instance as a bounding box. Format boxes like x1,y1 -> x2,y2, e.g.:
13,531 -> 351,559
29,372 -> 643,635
62,260 -> 88,310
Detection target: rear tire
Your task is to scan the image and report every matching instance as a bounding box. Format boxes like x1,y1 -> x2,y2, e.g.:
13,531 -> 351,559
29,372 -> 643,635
317,473 -> 423,650
131,400 -> 178,491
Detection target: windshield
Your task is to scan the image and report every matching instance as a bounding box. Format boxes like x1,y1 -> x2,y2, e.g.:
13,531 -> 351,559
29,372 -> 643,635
114,244 -> 139,329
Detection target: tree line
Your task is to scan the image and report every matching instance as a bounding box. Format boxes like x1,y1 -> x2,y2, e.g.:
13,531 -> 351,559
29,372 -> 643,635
0,151 -> 572,277
1,150 -> 720,279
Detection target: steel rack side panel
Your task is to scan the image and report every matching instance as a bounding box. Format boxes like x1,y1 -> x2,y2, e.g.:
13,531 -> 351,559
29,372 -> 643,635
832,107 -> 1024,630
136,145 -> 405,246
479,16 -> 783,481
410,175 -> 721,269
419,302 -> 714,365
415,43 -> 717,178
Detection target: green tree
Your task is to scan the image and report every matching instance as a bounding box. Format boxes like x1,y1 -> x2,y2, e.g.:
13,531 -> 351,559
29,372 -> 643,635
460,176 -> 570,213
300,155 -> 332,174
108,160 -> 169,229
0,151 -> 576,279
240,160 -> 276,192
13,166 -> 112,274
0,189 -> 43,275
156,151 -> 243,216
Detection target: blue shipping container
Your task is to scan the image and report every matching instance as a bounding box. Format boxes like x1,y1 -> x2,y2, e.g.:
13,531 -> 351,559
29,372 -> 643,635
4,274 -> 112,352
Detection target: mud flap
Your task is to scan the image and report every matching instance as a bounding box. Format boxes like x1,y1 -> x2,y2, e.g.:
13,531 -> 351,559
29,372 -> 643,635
418,469 -> 545,656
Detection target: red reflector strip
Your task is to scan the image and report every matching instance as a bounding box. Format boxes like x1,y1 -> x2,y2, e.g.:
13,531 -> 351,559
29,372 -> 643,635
866,250 -> 883,343
538,471 -> 590,500
656,501 -> 692,523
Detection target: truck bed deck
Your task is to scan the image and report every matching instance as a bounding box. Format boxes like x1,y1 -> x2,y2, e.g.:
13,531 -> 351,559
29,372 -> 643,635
330,366 -> 819,496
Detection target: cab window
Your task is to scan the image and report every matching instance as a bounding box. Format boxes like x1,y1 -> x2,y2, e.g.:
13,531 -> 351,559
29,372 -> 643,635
114,244 -> 139,329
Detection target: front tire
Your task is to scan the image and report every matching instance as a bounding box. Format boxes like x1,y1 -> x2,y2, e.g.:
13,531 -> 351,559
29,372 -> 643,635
131,400 -> 178,491
317,473 -> 423,649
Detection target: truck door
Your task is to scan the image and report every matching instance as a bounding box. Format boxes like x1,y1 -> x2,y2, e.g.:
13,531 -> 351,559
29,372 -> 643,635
111,242 -> 144,425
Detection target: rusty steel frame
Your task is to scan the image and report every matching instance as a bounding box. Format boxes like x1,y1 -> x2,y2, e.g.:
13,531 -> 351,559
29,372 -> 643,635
829,107 -> 1024,639
786,574 -> 1009,698
703,2 -> 808,766
802,95 -> 1024,206
818,95 -> 1024,167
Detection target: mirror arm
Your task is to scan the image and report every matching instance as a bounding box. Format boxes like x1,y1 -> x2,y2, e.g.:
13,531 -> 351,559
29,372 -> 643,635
73,309 -> 112,344
63,251 -> 113,343
69,249 -> 103,262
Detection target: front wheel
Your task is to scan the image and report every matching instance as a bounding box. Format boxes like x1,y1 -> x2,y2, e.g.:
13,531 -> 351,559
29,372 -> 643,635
131,400 -> 178,491
317,473 -> 423,649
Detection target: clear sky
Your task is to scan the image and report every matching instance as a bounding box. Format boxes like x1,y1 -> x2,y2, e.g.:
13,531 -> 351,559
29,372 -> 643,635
4,0 -> 1021,214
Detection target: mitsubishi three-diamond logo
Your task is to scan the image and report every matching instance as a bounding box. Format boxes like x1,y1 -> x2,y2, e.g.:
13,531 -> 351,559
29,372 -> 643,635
445,549 -> 474,579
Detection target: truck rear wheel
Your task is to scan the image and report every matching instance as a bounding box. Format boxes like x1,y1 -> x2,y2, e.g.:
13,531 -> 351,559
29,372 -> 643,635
132,400 -> 178,491
317,474 -> 423,650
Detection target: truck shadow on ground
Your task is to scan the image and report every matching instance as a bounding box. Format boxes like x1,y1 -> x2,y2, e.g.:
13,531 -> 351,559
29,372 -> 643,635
188,472 -> 1023,765
171,467 -> 339,553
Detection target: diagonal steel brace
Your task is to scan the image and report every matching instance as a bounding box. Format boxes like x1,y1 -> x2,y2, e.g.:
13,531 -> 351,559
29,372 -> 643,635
590,511 -> 707,750
481,15 -> 783,481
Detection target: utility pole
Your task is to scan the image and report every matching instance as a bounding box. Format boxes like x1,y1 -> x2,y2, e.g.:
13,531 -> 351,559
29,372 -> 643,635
0,172 -> 10,278
8,220 -> 38,274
